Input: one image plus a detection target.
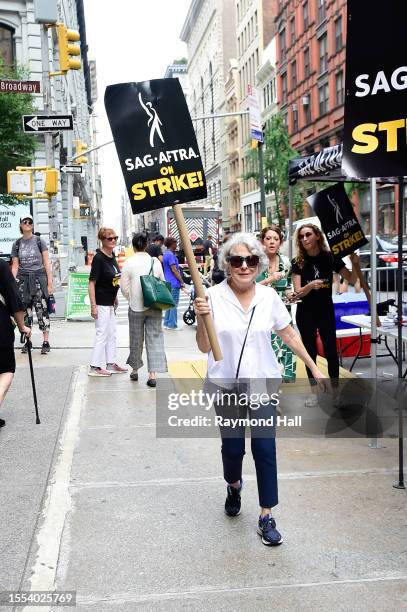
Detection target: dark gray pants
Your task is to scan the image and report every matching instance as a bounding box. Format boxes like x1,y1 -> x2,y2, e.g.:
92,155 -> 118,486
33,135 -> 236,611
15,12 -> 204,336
127,308 -> 167,372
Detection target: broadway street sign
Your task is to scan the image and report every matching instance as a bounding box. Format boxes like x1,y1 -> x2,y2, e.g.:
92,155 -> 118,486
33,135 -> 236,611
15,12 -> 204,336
23,114 -> 74,132
60,165 -> 83,174
0,79 -> 41,94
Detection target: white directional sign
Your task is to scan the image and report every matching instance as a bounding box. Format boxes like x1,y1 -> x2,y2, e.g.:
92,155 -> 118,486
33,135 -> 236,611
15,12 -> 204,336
247,84 -> 263,143
60,165 -> 83,174
23,114 -> 74,132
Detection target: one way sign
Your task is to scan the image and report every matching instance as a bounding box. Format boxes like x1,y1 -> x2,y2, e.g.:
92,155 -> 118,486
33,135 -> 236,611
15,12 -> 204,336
60,165 -> 83,174
23,114 -> 74,132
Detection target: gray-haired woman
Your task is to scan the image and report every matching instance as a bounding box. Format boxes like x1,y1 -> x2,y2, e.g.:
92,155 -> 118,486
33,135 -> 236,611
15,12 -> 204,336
194,232 -> 326,546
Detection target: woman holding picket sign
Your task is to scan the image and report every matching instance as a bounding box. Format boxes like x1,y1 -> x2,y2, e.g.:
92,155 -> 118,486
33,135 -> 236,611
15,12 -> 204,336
194,232 -> 326,546
291,223 -> 359,406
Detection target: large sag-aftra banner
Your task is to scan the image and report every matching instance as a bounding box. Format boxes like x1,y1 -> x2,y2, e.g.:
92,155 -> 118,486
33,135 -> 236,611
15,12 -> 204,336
104,79 -> 207,214
342,1 -> 407,179
307,184 -> 368,258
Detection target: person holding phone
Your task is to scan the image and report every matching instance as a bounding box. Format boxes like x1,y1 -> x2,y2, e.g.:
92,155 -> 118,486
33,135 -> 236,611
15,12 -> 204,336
291,224 -> 359,406
88,228 -> 127,377
257,225 -> 296,382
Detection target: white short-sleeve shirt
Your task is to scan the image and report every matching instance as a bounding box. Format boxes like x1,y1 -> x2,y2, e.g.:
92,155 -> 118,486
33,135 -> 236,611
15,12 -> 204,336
206,279 -> 291,381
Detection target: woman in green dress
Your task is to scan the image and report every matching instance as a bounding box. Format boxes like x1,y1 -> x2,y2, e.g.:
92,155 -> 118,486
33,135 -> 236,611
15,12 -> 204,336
257,225 -> 296,382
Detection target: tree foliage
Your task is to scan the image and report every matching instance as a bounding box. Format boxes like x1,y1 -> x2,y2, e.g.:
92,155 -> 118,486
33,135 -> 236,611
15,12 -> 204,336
244,112 -> 309,225
0,60 -> 37,193
243,113 -> 356,224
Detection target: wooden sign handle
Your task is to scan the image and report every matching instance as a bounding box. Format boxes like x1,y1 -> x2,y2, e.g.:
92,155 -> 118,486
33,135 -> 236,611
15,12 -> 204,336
172,204 -> 223,362
352,256 -> 381,328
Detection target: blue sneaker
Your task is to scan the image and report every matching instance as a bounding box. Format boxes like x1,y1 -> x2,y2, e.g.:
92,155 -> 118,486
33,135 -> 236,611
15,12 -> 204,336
224,481 -> 242,517
257,514 -> 283,546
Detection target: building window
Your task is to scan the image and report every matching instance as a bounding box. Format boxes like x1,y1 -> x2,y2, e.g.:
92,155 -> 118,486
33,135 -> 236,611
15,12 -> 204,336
291,60 -> 297,89
336,71 -> 344,105
319,82 -> 329,115
335,16 -> 343,52
244,204 -> 252,232
290,16 -> 295,43
317,0 -> 326,23
303,1 -> 309,30
279,28 -> 286,61
292,105 -> 299,132
319,34 -> 328,74
254,202 -> 261,231
263,77 -> 276,108
303,96 -> 311,124
304,47 -> 310,78
0,24 -> 15,66
281,72 -> 287,104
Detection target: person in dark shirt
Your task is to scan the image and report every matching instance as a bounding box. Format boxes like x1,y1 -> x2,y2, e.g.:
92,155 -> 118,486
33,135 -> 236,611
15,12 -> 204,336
0,258 -> 32,426
88,228 -> 127,377
146,234 -> 164,263
291,223 -> 359,405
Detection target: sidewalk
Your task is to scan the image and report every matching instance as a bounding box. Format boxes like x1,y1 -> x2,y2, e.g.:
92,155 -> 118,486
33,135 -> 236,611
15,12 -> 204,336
1,320 -> 406,610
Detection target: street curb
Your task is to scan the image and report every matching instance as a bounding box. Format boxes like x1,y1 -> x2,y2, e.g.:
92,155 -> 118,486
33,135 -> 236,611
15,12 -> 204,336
20,366 -> 87,609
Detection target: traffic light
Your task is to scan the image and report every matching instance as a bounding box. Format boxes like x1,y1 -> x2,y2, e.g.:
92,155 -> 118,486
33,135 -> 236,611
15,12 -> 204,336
74,140 -> 88,164
44,168 -> 58,196
57,23 -> 81,73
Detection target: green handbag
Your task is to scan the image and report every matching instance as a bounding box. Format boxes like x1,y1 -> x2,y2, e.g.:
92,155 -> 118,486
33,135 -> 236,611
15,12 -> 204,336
140,260 -> 176,311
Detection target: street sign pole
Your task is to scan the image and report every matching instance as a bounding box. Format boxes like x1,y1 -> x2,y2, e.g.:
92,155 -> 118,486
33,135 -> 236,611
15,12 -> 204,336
258,142 -> 267,228
248,85 -> 267,228
40,25 -> 59,241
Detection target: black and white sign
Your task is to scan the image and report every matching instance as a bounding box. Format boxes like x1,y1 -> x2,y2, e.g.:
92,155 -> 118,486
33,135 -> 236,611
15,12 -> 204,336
308,184 -> 368,258
60,165 -> 83,174
342,0 -> 407,178
104,78 -> 207,215
23,114 -> 74,132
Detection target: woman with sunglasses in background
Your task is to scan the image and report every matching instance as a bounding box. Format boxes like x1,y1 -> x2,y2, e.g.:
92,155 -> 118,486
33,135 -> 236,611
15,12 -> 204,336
194,233 -> 326,546
88,228 -> 127,377
11,214 -> 53,354
291,224 -> 359,406
257,225 -> 296,382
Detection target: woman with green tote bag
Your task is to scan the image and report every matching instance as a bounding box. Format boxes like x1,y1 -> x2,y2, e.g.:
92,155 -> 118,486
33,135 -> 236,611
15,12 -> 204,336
121,233 -> 168,387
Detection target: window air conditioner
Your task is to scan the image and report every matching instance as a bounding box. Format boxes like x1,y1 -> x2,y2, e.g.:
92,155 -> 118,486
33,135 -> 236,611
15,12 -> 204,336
292,103 -> 298,111
301,95 -> 310,106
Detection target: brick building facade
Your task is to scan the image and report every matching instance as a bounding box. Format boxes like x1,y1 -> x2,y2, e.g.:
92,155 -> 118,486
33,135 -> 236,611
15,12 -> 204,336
276,0 -> 346,155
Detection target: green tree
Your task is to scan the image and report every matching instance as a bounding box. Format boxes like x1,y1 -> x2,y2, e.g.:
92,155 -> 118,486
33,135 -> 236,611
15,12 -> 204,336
243,113 -> 343,224
244,112 -> 306,225
0,59 -> 37,195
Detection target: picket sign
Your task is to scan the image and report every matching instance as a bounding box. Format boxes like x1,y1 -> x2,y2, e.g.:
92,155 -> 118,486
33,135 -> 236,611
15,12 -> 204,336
104,78 -> 222,361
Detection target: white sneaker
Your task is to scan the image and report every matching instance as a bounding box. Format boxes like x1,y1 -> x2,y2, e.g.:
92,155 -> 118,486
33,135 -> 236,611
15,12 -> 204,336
304,395 -> 319,407
88,366 -> 112,377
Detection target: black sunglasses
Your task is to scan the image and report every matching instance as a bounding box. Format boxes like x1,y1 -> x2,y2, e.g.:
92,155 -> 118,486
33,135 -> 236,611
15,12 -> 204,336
21,219 -> 33,225
299,232 -> 313,240
227,255 -> 260,268
104,236 -> 119,241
